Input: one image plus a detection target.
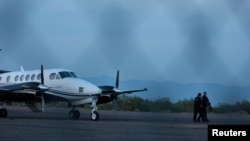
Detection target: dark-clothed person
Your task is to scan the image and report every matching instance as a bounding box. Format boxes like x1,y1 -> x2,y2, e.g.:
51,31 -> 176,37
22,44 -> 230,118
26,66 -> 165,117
198,91 -> 211,122
193,93 -> 204,122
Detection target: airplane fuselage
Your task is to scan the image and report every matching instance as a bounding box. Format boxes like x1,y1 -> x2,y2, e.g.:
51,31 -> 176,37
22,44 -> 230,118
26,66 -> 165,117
0,66 -> 147,121
0,68 -> 102,103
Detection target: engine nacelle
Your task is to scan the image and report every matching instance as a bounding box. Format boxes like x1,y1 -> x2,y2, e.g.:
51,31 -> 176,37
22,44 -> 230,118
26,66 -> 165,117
97,96 -> 114,105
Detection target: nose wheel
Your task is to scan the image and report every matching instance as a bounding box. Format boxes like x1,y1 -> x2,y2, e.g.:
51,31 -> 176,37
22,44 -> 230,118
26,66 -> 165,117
91,110 -> 99,121
91,97 -> 99,121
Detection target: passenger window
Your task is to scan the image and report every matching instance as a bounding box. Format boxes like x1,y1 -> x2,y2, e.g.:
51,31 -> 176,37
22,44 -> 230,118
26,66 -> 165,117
49,73 -> 56,80
15,75 -> 19,82
25,74 -> 30,81
20,75 -> 24,81
6,76 -> 10,82
37,73 -> 41,80
31,74 -> 35,81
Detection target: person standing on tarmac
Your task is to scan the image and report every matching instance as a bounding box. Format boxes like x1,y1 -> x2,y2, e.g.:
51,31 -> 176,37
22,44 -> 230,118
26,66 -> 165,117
199,91 -> 211,122
193,93 -> 204,122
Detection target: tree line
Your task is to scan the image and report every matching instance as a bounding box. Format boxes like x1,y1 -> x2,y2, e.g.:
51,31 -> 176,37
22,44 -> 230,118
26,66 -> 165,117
9,95 -> 250,114
97,95 -> 250,114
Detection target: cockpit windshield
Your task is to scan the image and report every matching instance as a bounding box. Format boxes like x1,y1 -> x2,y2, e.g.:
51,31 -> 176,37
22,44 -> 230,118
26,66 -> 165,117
59,71 -> 78,79
70,72 -> 78,78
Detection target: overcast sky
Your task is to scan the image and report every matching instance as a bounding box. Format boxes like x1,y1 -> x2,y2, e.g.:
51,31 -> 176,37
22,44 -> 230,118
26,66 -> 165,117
1,0 -> 250,86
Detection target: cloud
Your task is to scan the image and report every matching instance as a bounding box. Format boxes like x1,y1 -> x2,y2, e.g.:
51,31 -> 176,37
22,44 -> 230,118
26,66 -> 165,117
1,0 -> 250,86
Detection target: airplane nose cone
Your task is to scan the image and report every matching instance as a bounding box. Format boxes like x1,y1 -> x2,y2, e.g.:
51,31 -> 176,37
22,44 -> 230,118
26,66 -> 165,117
87,83 -> 102,95
78,79 -> 102,95
93,85 -> 102,95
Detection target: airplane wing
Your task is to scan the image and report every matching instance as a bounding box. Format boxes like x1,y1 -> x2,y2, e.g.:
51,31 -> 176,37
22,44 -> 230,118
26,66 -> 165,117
115,88 -> 148,94
96,70 -> 148,111
97,85 -> 148,111
99,86 -> 147,96
98,70 -> 148,97
0,81 -> 50,113
0,82 -> 45,102
0,82 -> 42,93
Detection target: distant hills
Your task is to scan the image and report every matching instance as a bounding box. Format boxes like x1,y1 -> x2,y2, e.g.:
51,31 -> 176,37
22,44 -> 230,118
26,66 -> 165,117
83,76 -> 250,106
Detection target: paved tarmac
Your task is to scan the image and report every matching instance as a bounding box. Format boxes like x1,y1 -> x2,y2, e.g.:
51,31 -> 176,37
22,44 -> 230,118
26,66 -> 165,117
0,107 -> 250,141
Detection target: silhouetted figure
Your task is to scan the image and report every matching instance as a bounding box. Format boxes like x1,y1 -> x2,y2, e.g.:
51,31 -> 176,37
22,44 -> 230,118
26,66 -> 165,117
198,91 -> 211,122
193,93 -> 204,122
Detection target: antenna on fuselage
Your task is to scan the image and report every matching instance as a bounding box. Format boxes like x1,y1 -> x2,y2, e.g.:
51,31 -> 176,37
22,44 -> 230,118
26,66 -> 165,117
20,66 -> 24,72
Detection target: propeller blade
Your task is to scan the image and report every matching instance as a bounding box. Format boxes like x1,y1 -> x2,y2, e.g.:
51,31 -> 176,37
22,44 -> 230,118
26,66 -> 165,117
41,96 -> 45,112
115,70 -> 119,88
41,65 -> 44,84
113,96 -> 118,112
40,64 -> 46,112
114,70 -> 119,111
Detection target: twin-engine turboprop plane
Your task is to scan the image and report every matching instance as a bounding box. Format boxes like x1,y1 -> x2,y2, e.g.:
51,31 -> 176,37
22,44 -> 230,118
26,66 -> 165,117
0,65 -> 147,121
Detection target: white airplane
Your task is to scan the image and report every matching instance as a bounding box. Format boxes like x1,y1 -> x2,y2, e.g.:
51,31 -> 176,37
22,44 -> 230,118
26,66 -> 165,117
0,65 -> 147,121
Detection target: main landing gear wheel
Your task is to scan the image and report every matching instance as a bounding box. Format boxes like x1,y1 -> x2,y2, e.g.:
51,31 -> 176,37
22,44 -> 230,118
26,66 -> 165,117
90,111 -> 99,121
0,108 -> 7,118
69,110 -> 80,119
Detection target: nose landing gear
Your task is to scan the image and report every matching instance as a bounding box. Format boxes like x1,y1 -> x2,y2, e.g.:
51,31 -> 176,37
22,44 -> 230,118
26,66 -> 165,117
90,97 -> 99,121
91,107 -> 99,121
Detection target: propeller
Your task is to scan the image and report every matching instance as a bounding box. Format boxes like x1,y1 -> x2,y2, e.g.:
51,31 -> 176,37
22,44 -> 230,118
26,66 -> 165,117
115,70 -> 119,88
38,64 -> 47,112
41,64 -> 44,84
113,70 -> 119,112
38,65 -> 48,90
